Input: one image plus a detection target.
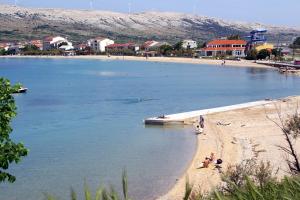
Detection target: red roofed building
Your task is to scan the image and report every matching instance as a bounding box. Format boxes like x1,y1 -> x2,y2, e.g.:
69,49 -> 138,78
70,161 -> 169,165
30,40 -> 43,50
106,43 -> 140,54
201,39 -> 247,57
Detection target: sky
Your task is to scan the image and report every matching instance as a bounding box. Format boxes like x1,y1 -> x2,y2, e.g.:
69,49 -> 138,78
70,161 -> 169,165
1,0 -> 300,28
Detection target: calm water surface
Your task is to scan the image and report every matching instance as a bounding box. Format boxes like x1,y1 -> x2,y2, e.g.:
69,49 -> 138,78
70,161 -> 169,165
0,58 -> 300,200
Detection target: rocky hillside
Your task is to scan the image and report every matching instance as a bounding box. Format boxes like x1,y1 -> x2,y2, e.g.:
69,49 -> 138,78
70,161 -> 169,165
0,4 -> 299,44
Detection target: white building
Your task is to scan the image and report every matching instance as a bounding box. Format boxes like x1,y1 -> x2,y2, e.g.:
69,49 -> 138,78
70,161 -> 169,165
43,36 -> 74,50
182,39 -> 197,49
87,37 -> 115,53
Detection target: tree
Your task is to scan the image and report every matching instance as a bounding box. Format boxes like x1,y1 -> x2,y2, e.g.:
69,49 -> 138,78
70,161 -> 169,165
267,107 -> 300,175
271,48 -> 282,58
0,78 -> 28,183
159,44 -> 173,56
227,34 -> 241,40
293,37 -> 300,47
0,49 -> 6,55
173,41 -> 183,50
197,42 -> 206,48
245,49 -> 257,60
22,44 -> 39,52
257,49 -> 270,60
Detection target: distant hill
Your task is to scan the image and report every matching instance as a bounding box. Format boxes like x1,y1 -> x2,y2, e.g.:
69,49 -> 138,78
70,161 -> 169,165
0,4 -> 299,44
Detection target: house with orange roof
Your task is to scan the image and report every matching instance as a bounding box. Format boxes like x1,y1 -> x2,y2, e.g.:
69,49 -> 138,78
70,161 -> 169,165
30,40 -> 43,50
201,39 -> 247,57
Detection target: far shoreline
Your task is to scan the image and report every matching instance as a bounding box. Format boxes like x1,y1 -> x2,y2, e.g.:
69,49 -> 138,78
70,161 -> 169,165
0,55 -> 274,69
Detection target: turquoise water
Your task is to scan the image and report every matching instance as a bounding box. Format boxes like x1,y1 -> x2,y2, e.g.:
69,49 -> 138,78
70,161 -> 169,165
0,58 -> 300,200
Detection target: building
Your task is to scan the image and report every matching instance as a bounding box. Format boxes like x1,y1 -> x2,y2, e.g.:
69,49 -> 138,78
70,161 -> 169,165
0,42 -> 11,51
182,39 -> 197,49
142,41 -> 169,51
201,39 -> 247,57
246,29 -> 274,52
87,37 -> 114,53
43,36 -> 73,51
106,43 -> 139,53
30,40 -> 43,50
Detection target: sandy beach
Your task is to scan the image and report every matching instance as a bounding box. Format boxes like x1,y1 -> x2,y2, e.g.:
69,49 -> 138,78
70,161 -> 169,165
0,55 -> 272,69
159,95 -> 300,200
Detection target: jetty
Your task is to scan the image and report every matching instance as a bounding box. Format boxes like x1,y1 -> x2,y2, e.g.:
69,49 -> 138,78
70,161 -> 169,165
144,100 -> 272,125
256,61 -> 300,69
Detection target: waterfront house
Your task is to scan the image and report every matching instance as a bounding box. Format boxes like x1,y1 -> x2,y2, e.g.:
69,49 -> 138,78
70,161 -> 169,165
87,37 -> 114,53
181,39 -> 197,49
0,42 -> 11,51
142,40 -> 169,51
43,36 -> 73,51
106,43 -> 140,55
30,40 -> 43,50
201,39 -> 247,57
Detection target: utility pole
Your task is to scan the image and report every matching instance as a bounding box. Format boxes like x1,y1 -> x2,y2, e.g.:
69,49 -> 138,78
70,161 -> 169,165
128,1 -> 132,14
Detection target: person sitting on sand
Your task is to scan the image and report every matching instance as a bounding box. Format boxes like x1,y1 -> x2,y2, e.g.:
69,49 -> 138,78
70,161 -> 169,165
199,153 -> 216,168
207,152 -> 215,162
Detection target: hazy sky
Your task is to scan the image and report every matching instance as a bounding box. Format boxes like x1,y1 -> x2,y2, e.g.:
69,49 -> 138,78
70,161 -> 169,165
1,0 -> 300,27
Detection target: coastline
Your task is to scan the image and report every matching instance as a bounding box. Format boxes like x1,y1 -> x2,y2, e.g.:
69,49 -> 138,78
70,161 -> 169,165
0,55 -> 272,69
159,95 -> 300,200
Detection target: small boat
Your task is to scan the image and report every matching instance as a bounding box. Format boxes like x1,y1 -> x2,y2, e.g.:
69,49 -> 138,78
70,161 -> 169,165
14,87 -> 28,94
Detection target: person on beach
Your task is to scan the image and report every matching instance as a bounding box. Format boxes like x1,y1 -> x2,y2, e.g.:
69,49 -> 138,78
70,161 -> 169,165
199,153 -> 221,169
199,115 -> 204,128
207,152 -> 215,162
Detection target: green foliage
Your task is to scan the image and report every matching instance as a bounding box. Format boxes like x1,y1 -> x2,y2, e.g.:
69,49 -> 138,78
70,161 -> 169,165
159,44 -> 173,56
184,160 -> 300,200
0,48 -> 6,55
245,49 -> 257,60
22,44 -> 39,52
208,176 -> 300,200
197,42 -> 206,48
0,78 -> 29,183
293,37 -> 300,46
257,49 -> 270,60
174,41 -> 183,50
227,34 -> 241,40
46,171 -> 131,200
183,177 -> 193,200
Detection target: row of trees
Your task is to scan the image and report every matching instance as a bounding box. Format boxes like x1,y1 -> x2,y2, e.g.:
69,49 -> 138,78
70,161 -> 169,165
245,49 -> 282,60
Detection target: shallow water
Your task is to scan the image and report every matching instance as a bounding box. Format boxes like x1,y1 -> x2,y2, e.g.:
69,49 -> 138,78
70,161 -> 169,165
0,58 -> 300,200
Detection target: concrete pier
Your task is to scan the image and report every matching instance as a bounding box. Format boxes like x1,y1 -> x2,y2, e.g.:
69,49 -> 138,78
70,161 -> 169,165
144,100 -> 272,125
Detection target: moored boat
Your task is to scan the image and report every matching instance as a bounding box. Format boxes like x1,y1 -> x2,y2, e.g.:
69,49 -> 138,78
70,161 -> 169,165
14,87 -> 28,93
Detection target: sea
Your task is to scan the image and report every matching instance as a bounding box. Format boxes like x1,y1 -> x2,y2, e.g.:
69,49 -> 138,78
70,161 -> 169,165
1,58 -> 300,200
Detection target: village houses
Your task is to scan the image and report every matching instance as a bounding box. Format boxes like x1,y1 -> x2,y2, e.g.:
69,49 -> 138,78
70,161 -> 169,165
87,37 -> 115,53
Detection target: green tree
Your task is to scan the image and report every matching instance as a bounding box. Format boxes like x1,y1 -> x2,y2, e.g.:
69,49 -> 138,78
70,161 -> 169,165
271,48 -> 282,57
257,49 -> 270,60
245,49 -> 257,60
22,44 -> 39,52
293,37 -> 300,46
197,42 -> 206,48
159,44 -> 173,56
173,41 -> 183,50
227,34 -> 241,40
0,78 -> 28,183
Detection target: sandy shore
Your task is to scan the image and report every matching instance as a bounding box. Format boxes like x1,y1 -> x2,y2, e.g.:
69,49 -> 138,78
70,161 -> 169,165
0,55 -> 272,69
159,95 -> 300,200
